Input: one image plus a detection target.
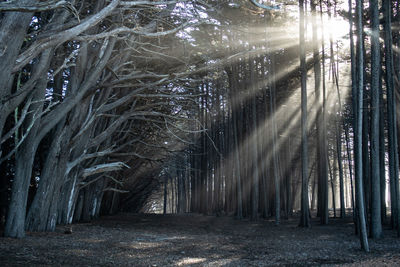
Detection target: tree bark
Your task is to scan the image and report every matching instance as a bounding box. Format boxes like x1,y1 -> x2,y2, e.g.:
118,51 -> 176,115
269,53 -> 280,225
383,0 -> 400,234
313,0 -> 328,225
369,0 -> 383,238
4,49 -> 52,238
299,0 -> 310,228
0,0 -> 33,148
336,126 -> 345,218
354,0 -> 370,251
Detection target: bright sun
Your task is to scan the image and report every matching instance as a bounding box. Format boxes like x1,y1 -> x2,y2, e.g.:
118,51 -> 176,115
322,15 -> 350,41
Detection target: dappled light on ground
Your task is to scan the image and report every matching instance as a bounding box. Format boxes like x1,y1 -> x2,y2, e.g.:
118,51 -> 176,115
175,257 -> 207,266
1,213 -> 400,266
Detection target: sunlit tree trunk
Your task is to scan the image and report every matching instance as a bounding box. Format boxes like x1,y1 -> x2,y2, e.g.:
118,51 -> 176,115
214,81 -> 223,214
362,83 -> 371,223
330,29 -> 345,219
299,0 -> 310,228
315,0 -> 328,225
233,103 -> 243,219
268,50 -> 280,225
200,84 -> 207,214
262,83 -> 269,218
227,65 -> 243,219
249,57 -> 259,220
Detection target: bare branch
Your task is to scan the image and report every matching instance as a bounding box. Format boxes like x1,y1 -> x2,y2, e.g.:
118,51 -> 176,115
82,161 -> 130,178
65,148 -> 115,176
12,0 -> 119,72
120,1 -> 184,7
0,100 -> 57,164
52,48 -> 80,77
102,187 -> 129,193
79,174 -> 124,190
103,174 -> 124,186
0,96 -> 32,145
0,0 -> 68,12
73,20 -> 216,41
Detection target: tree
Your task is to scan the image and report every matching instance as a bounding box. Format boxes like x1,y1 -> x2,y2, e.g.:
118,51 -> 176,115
383,0 -> 400,235
369,0 -> 383,239
353,0 -> 370,252
299,0 -> 310,228
269,53 -> 280,225
1,0 -> 211,237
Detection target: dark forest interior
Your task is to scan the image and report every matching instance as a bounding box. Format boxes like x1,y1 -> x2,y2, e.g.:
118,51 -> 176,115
1,0 -> 400,265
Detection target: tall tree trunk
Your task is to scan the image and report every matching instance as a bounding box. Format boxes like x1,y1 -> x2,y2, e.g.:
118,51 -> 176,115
314,0 -> 328,225
299,0 -> 310,228
250,58 -> 259,220
269,51 -> 280,225
383,0 -> 400,234
233,106 -> 243,219
332,42 -> 345,219
354,0 -> 370,251
369,0 -> 383,238
228,65 -> 243,219
379,70 -> 386,223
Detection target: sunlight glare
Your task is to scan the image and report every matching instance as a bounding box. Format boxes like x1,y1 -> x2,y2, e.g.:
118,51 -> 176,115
323,15 -> 349,41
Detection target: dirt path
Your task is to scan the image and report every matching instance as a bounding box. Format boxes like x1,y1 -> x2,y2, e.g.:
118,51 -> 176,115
1,213 -> 400,266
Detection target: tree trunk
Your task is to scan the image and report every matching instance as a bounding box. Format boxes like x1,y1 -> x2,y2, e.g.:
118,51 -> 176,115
0,1 -> 33,146
250,58 -> 259,221
379,72 -> 386,223
327,157 -> 336,218
337,126 -> 346,218
25,121 -> 70,231
299,0 -> 310,228
313,0 -> 328,225
354,0 -> 370,251
383,0 -> 400,234
164,175 -> 168,214
4,50 -> 52,237
369,0 -> 383,238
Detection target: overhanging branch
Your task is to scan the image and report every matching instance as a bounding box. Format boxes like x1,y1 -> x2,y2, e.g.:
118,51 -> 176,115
82,161 -> 130,178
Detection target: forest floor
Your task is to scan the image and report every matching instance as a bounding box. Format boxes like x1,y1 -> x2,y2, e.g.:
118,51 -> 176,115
1,213 -> 400,266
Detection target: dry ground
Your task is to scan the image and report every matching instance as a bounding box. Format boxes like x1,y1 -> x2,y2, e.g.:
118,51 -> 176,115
1,213 -> 400,266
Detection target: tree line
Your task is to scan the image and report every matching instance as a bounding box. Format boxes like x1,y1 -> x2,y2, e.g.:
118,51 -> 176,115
158,0 -> 400,253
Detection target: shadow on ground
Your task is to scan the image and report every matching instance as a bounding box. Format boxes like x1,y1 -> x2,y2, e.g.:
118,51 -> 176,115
1,213 -> 400,266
